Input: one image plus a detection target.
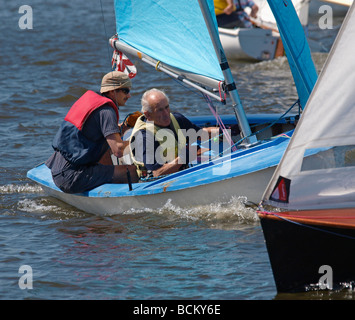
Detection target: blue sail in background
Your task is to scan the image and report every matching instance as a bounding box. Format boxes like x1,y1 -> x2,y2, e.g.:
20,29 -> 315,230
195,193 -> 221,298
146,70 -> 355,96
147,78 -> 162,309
267,0 -> 317,109
114,0 -> 224,82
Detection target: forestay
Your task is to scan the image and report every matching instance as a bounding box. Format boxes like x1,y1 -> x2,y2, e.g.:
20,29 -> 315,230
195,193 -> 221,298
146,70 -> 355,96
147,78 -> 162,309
114,0 -> 224,82
261,3 -> 355,210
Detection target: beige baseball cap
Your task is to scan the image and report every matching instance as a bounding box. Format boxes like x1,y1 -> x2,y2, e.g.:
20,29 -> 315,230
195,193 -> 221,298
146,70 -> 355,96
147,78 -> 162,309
100,71 -> 132,93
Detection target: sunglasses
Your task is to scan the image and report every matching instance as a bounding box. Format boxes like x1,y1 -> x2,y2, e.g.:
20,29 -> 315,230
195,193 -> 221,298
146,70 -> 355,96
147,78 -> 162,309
117,88 -> 130,94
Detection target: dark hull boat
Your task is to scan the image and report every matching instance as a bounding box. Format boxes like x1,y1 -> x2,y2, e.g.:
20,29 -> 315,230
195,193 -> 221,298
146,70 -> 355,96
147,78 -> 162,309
259,209 -> 355,292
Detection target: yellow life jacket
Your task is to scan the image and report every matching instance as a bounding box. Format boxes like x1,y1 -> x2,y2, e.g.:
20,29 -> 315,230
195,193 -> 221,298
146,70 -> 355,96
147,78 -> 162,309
214,0 -> 236,15
129,113 -> 187,178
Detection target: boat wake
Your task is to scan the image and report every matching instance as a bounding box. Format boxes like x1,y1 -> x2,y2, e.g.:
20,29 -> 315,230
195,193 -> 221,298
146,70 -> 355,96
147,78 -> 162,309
0,183 -> 43,194
16,197 -> 89,220
18,198 -> 63,214
3,183 -> 258,227
123,196 -> 259,229
0,182 -> 87,219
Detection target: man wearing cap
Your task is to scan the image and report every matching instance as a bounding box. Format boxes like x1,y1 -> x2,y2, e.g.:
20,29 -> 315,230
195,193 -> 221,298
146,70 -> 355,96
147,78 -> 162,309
45,71 -> 139,194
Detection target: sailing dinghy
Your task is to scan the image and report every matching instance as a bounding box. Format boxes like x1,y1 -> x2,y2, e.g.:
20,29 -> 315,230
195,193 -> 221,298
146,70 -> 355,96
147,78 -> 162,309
27,0 -> 316,215
219,0 -> 311,60
258,2 -> 355,293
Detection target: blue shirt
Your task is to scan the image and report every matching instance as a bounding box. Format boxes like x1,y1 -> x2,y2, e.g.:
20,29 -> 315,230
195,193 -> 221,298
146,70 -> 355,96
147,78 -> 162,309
234,0 -> 255,28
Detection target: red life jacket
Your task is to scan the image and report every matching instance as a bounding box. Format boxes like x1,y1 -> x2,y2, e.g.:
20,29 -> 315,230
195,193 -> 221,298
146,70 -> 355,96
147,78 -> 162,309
52,91 -> 119,166
64,90 -> 119,130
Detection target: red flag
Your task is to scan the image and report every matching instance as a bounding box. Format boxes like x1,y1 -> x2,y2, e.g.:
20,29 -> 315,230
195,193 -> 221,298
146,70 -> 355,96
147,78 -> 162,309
111,49 -> 137,79
109,35 -> 137,79
269,176 -> 291,203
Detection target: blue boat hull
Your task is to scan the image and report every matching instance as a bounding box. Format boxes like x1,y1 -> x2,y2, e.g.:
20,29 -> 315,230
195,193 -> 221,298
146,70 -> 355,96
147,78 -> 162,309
27,114 -> 294,215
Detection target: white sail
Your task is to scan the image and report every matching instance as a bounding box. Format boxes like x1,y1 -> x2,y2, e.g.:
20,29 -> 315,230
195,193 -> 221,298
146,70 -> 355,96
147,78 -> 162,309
262,2 -> 355,210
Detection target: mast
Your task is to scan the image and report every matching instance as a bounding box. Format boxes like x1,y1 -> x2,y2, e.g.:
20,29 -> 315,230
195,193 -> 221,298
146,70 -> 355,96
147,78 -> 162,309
197,0 -> 256,144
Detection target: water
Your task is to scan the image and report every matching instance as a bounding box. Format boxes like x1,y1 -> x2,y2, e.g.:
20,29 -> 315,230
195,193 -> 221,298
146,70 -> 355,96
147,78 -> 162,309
1,0 -> 352,301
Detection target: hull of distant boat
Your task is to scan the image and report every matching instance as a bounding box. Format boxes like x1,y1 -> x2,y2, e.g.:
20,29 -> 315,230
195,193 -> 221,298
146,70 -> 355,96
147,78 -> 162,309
219,27 -> 282,61
258,209 -> 355,292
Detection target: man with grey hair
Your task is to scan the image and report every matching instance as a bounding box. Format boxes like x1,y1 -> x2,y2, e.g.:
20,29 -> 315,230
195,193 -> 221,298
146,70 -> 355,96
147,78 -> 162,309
45,71 -> 139,193
129,88 -> 219,178
141,88 -> 169,113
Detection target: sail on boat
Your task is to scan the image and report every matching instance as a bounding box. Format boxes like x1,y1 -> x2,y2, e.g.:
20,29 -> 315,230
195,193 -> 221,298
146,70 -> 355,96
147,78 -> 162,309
27,0 -> 316,215
258,2 -> 355,292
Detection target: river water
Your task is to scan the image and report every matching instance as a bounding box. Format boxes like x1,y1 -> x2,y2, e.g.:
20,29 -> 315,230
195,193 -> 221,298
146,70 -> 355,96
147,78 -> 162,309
1,0 -> 352,301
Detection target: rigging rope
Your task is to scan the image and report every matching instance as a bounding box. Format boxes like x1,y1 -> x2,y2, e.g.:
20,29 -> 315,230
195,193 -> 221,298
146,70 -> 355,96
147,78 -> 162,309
202,93 -> 237,152
233,99 -> 300,146
209,99 -> 301,160
99,0 -> 112,69
99,0 -> 122,109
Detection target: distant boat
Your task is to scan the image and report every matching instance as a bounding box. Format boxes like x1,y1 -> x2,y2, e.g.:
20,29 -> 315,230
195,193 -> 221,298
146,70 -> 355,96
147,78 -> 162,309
27,0 -> 317,215
218,27 -> 283,61
219,0 -> 312,60
258,2 -> 355,293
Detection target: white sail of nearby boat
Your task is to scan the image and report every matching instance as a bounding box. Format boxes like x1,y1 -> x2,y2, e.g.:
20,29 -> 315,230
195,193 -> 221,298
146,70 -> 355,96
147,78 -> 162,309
258,2 -> 355,293
261,2 -> 355,211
